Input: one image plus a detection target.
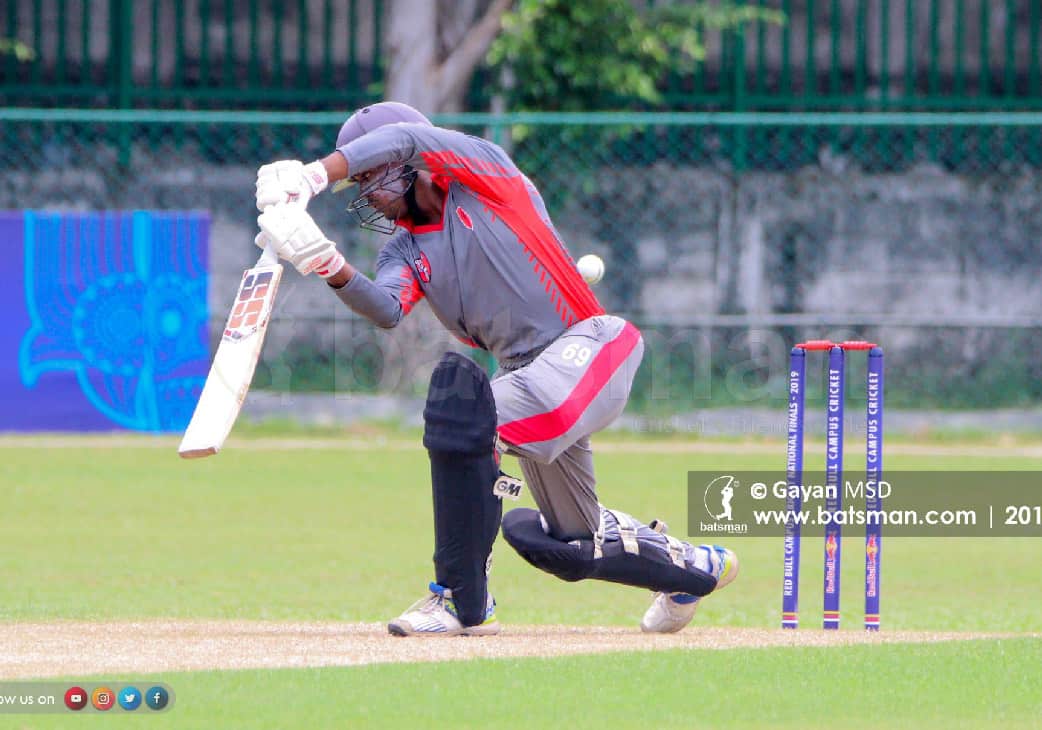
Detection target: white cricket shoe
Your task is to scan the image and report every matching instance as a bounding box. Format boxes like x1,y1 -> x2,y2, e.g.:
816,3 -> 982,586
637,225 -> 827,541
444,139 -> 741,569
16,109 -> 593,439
640,544 -> 739,634
388,582 -> 500,637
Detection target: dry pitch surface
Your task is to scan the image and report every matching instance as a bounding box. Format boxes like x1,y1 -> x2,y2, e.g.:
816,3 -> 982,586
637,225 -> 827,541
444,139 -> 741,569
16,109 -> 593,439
1,621 -> 1033,680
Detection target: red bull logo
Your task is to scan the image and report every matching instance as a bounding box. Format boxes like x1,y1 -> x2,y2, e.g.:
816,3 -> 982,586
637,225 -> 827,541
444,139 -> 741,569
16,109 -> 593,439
825,533 -> 838,560
865,534 -> 879,599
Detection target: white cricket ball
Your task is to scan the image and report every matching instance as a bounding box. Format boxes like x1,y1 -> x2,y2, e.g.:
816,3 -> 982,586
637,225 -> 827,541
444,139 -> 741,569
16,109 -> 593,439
577,254 -> 605,284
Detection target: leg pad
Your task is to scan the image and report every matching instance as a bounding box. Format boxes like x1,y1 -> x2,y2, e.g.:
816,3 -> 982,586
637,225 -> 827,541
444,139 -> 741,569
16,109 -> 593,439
425,352 -> 502,627
502,508 -> 717,596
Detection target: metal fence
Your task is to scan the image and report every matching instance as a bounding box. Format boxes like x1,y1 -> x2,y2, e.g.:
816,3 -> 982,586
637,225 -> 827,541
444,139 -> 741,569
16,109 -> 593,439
3,0 -> 1042,111
677,0 -> 1042,110
2,108 -> 1040,410
1,0 -> 385,109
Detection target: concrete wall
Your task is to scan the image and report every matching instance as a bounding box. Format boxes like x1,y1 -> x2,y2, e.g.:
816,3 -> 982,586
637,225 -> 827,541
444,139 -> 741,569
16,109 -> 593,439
6,150 -> 1040,402
553,162 -> 1042,322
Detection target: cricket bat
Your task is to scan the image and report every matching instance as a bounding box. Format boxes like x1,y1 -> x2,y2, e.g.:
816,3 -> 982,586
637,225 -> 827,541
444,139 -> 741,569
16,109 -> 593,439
178,244 -> 283,458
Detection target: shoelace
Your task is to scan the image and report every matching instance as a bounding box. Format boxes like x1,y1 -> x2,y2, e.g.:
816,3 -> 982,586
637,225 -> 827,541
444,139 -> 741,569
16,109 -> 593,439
418,592 -> 447,614
708,547 -> 723,578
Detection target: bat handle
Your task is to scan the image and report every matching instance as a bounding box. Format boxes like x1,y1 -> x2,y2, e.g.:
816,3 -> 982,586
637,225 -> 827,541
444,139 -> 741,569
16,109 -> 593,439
258,240 -> 279,266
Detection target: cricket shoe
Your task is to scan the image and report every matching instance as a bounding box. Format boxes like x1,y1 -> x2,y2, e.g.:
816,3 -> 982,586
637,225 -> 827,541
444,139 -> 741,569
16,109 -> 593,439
640,544 -> 739,633
387,582 -> 500,637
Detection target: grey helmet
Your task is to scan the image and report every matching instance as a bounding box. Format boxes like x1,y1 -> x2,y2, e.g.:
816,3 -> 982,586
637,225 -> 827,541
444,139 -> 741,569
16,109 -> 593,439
334,102 -> 433,234
335,101 -> 432,148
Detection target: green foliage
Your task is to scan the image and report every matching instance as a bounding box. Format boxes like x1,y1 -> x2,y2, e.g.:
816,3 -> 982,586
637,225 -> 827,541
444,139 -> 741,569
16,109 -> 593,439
0,38 -> 34,61
488,0 -> 785,111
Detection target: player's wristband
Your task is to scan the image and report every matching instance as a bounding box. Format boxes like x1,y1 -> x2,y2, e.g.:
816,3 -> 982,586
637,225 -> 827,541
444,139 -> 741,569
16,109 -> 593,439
313,249 -> 346,279
302,161 -> 329,196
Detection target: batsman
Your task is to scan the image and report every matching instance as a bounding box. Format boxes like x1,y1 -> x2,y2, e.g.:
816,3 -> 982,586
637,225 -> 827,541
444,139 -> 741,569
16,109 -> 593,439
254,102 -> 738,636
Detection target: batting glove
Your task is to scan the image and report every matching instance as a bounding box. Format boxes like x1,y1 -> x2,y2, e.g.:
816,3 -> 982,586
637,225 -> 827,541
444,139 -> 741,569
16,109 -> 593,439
255,159 -> 329,211
256,203 -> 346,278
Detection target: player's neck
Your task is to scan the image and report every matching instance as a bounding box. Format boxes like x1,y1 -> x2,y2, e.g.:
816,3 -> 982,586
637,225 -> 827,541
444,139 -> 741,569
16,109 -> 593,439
408,176 -> 447,226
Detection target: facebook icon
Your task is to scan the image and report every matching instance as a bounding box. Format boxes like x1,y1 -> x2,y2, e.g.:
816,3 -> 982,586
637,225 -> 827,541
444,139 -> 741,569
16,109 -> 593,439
144,686 -> 170,711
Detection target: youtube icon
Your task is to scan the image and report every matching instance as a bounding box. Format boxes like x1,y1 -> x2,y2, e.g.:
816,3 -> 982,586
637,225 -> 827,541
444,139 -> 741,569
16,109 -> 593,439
64,687 -> 87,711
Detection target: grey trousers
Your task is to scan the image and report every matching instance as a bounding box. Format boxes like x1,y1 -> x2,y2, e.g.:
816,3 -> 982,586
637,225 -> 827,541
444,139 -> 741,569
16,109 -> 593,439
492,315 -> 644,541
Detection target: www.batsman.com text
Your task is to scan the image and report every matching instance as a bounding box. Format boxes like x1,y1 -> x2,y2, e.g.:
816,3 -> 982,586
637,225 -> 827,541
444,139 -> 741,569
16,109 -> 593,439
752,506 -> 976,527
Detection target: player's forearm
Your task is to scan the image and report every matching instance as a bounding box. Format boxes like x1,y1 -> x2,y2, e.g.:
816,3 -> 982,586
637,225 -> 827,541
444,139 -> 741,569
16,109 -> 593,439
319,150 -> 350,185
329,269 -> 403,329
325,260 -> 355,288
337,124 -> 419,177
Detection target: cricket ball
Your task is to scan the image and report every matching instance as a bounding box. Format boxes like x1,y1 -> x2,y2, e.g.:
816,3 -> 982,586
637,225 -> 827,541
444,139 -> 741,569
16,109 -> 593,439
576,254 -> 605,284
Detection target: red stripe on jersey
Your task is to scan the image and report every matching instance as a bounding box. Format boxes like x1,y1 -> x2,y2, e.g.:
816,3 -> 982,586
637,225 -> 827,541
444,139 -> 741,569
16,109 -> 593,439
397,265 -> 424,316
420,150 -> 604,321
497,322 -> 641,446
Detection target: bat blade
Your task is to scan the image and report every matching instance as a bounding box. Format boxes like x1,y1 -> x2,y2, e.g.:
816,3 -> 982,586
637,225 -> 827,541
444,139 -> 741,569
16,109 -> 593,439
179,254 -> 283,458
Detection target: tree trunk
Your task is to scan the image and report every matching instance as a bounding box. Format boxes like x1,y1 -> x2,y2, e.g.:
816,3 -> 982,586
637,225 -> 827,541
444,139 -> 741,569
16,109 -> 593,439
384,0 -> 512,113
385,1 -> 441,112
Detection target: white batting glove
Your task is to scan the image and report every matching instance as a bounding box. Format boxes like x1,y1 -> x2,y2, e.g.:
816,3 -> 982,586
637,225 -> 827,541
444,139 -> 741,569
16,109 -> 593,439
256,204 -> 345,278
255,159 -> 329,211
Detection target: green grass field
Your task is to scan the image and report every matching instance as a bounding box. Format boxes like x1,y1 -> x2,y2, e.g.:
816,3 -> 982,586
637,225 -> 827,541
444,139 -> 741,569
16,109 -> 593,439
1,430 -> 1040,728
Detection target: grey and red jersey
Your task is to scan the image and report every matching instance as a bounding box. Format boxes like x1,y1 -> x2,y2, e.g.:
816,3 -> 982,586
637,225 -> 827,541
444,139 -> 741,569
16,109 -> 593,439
331,122 -> 604,367
330,121 -> 651,546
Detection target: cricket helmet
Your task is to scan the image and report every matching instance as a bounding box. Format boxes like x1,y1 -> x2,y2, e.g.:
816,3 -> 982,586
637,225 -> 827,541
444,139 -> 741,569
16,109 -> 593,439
333,102 -> 433,233
335,101 -> 433,148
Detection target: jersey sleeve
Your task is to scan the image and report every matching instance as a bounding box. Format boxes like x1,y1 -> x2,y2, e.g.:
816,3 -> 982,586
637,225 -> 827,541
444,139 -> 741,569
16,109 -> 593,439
338,123 -> 521,205
332,234 -> 424,329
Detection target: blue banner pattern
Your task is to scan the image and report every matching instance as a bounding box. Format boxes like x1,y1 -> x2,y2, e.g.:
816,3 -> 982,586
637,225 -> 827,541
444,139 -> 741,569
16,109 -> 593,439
1,211 -> 210,432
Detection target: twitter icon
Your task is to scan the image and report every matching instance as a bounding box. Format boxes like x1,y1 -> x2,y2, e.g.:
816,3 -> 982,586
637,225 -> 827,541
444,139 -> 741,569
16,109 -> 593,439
118,686 -> 142,711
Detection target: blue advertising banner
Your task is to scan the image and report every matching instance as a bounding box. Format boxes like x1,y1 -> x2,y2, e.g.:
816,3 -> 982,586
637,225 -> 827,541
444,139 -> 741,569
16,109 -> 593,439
0,211 -> 210,432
